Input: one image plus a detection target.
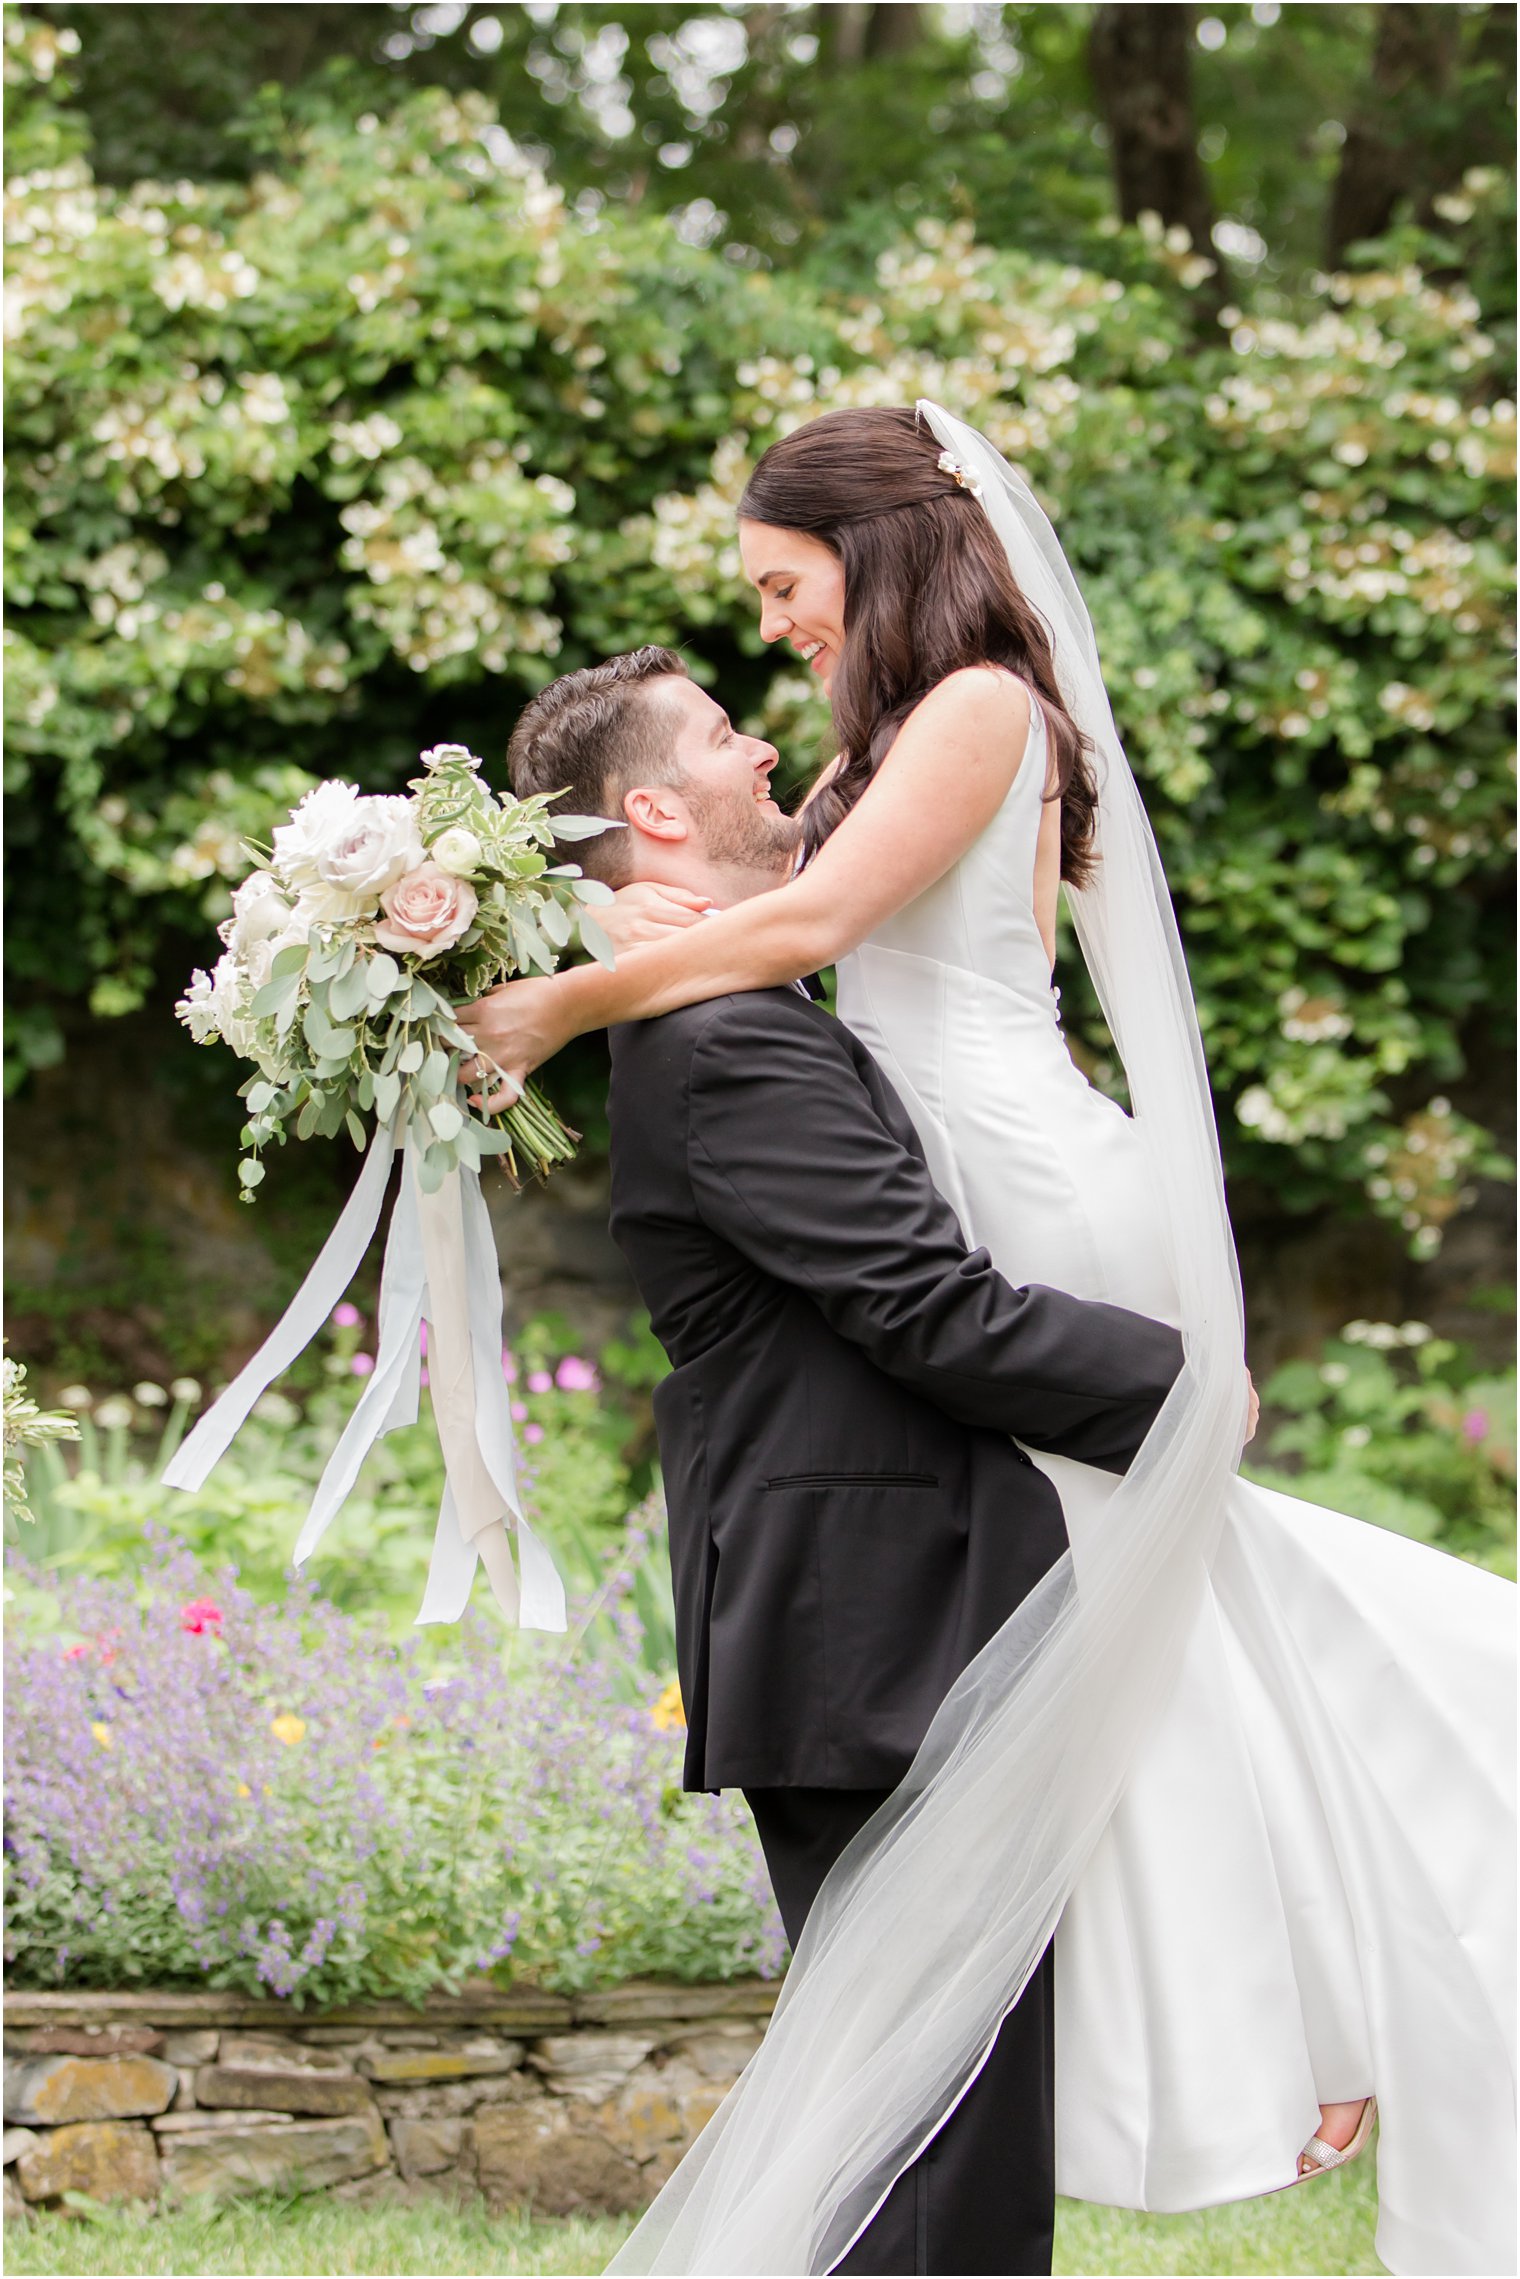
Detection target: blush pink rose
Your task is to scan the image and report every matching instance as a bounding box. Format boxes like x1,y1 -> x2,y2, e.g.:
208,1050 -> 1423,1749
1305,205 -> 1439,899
374,861 -> 478,960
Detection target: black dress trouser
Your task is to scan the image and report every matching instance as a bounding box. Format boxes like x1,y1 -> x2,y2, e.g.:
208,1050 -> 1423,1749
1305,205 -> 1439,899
744,1786 -> 1056,2278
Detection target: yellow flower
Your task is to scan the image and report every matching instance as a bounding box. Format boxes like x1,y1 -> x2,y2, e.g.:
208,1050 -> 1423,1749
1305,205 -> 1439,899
649,1680 -> 686,1733
90,1722 -> 112,1749
269,1713 -> 306,1746
235,1782 -> 252,1798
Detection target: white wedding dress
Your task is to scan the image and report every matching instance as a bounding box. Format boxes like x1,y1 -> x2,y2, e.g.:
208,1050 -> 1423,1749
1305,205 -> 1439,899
834,694 -> 1516,2276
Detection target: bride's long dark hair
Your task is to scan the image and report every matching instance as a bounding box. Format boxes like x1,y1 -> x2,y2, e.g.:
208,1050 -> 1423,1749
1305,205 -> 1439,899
739,406 -> 1099,883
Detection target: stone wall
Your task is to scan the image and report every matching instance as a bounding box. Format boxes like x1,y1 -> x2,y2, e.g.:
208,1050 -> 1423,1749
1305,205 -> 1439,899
3,1981 -> 777,2222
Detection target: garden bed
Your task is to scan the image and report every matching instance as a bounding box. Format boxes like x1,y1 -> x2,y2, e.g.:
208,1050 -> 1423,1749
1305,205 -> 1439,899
3,1981 -> 778,2221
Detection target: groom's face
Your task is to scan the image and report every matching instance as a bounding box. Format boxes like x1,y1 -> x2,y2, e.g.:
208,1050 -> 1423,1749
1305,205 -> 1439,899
631,676 -> 801,878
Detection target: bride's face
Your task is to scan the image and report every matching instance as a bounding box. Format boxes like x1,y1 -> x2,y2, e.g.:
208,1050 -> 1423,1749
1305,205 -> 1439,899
738,521 -> 847,692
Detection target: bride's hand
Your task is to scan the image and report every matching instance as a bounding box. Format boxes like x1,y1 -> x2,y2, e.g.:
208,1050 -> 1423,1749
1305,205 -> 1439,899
597,881 -> 714,953
457,976 -> 572,1112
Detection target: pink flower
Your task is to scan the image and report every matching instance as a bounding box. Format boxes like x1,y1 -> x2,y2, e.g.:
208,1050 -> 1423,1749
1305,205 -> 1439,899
331,1302 -> 362,1330
419,1366 -> 430,1389
501,1348 -> 518,1384
180,1598 -> 224,1636
527,1370 -> 553,1394
373,861 -> 477,960
351,1353 -> 375,1378
1462,1409 -> 1490,1443
555,1356 -> 599,1393
524,1423 -> 544,1445
419,1322 -> 429,1358
511,1401 -> 528,1423
63,1642 -> 90,1661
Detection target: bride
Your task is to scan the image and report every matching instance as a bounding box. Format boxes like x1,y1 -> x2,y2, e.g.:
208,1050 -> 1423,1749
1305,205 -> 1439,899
459,405 -> 1514,2277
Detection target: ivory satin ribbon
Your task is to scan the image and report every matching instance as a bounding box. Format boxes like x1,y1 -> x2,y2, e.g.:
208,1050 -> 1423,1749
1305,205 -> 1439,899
162,1122 -> 566,1631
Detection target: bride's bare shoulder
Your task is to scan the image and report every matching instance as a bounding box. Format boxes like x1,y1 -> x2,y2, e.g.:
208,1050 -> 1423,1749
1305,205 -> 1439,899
894,666 -> 1032,766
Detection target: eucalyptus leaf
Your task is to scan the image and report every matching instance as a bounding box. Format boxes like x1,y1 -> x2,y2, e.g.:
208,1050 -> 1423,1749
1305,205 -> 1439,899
296,1097 -> 321,1141
366,952 -> 402,1002
271,941 -> 309,981
429,1100 -> 464,1142
421,1048 -> 449,1097
250,973 -> 299,1019
345,1109 -> 368,1152
569,876 -> 616,906
552,814 -> 628,842
374,1069 -> 401,1123
398,1040 -> 425,1074
329,961 -> 372,1022
578,912 -> 617,969
238,1157 -> 265,1188
414,1143 -> 447,1194
244,1080 -> 276,1113
356,1067 -> 376,1113
305,939 -> 341,984
540,899 -> 572,949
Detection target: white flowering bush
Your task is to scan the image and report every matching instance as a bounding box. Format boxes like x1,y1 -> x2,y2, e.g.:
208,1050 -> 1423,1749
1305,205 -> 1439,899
5,10 -> 1513,1246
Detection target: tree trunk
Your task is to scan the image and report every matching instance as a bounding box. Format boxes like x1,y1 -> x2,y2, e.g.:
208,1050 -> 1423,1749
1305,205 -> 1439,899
1087,4 -> 1222,280
825,4 -> 923,70
1325,4 -> 1463,265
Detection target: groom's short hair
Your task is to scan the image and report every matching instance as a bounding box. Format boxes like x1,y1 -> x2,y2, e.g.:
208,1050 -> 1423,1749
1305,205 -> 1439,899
506,647 -> 690,886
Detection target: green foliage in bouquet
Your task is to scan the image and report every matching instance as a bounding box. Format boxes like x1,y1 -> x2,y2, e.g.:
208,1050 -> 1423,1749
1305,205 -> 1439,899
176,741 -> 616,1194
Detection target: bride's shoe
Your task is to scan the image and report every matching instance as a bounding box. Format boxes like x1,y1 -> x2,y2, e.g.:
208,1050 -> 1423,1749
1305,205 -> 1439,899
1293,2097 -> 1377,2184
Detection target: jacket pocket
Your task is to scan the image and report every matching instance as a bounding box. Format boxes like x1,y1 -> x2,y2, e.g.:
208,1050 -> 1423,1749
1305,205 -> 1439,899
763,1470 -> 940,1491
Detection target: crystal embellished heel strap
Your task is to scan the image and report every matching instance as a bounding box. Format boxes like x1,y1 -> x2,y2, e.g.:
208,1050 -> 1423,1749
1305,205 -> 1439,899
1296,2097 -> 1377,2182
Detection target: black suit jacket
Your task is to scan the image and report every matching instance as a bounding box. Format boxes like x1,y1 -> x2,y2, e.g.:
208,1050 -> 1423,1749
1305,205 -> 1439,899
607,988 -> 1184,1793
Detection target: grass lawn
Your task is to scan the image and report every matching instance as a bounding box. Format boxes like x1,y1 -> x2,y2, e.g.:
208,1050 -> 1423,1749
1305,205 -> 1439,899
5,2160 -> 1383,2276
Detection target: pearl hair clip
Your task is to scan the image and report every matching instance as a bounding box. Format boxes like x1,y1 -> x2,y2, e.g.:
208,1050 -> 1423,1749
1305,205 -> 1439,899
937,446 -> 985,502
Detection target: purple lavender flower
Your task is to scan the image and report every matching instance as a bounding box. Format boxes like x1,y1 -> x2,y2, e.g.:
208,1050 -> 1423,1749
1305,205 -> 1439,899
5,1530 -> 783,2003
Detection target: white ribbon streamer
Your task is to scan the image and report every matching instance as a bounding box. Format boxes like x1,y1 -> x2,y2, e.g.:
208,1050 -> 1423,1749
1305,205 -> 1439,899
162,1123 -> 398,1493
162,1121 -> 565,1634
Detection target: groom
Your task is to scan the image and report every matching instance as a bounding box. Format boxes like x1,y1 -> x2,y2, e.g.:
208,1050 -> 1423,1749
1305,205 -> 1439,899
504,649 -> 1186,2275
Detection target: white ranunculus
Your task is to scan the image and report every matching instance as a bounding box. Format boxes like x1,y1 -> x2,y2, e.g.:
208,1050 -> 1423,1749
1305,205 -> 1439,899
429,826 -> 483,878
271,783 -> 423,917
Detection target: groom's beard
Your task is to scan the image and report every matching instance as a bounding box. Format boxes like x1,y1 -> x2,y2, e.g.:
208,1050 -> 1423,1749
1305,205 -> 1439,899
684,783 -> 803,879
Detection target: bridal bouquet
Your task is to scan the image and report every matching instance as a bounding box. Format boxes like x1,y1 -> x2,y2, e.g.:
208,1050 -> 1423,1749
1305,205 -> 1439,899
175,741 -> 615,1196
164,746 -> 618,1636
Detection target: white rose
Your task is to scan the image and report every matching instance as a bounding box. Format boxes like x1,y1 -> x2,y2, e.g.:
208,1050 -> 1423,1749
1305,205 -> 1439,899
271,784 -> 422,917
429,826 -> 483,878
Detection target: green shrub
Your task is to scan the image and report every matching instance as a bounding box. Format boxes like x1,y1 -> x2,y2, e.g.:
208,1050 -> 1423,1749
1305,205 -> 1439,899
4,12 -> 1513,1255
1245,1319 -> 1516,1576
